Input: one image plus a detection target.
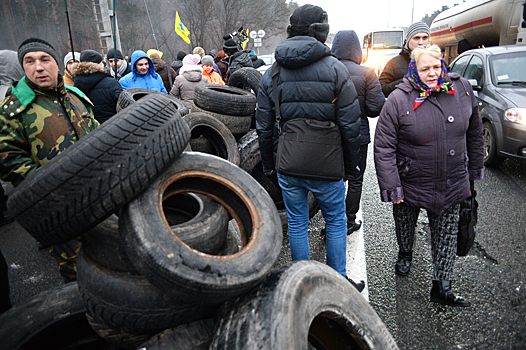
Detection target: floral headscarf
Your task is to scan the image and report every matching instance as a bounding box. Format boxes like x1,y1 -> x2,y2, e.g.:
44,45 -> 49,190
407,53 -> 455,110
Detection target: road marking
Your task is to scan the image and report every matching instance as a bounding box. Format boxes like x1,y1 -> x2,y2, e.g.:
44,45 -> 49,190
346,208 -> 369,300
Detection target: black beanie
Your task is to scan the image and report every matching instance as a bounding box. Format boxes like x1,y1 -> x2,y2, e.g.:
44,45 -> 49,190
177,51 -> 187,61
80,49 -> 103,64
223,39 -> 238,55
106,48 -> 124,60
18,38 -> 59,67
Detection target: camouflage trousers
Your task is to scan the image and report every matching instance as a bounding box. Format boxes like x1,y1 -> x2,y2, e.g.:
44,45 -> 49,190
50,238 -> 81,283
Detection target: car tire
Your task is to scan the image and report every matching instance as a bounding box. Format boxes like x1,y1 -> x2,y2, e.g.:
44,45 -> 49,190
192,105 -> 252,139
483,121 -> 504,167
77,250 -> 216,333
210,260 -> 398,350
227,67 -> 262,96
194,84 -> 256,116
116,87 -> 189,116
8,94 -> 190,246
0,283 -> 112,350
137,318 -> 217,350
120,152 -> 283,305
183,112 -> 241,166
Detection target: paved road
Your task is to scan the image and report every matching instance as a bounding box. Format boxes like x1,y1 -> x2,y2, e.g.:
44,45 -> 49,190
1,118 -> 525,349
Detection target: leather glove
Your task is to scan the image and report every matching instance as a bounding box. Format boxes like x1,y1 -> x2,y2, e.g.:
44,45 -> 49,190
263,169 -> 278,184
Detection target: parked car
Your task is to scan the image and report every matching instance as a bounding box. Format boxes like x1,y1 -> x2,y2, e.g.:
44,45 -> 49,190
256,54 -> 275,75
448,46 -> 526,167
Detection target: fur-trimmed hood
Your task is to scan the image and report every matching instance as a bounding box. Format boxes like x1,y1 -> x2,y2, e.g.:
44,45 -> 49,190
70,61 -> 107,77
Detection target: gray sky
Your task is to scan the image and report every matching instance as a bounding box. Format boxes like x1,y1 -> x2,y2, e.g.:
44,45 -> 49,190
297,0 -> 463,40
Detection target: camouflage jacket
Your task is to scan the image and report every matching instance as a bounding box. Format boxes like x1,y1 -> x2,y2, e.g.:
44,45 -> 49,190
0,76 -> 99,186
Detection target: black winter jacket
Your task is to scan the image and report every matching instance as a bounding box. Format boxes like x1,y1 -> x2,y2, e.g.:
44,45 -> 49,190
72,62 -> 122,124
379,48 -> 411,97
332,30 -> 385,145
255,36 -> 362,175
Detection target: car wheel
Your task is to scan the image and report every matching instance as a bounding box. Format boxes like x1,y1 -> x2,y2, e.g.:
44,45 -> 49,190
483,121 -> 504,167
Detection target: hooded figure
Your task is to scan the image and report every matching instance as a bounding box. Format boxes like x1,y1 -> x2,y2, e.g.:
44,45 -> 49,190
72,49 -> 123,124
63,51 -> 81,86
119,50 -> 167,92
331,30 -> 385,234
0,50 -> 24,99
169,54 -> 207,110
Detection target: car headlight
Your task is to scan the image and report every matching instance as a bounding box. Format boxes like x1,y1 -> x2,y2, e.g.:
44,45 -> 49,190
504,108 -> 526,125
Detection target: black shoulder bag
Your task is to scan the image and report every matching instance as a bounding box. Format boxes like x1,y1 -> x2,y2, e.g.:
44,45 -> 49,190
457,181 -> 478,256
271,63 -> 344,181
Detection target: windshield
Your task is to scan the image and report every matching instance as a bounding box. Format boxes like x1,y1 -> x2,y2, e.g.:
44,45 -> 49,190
372,31 -> 403,50
490,51 -> 526,86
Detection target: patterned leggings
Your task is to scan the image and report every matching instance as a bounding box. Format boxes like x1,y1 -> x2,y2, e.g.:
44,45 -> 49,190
393,202 -> 460,281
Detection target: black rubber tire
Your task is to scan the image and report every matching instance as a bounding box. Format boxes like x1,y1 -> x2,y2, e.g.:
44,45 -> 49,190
216,224 -> 241,256
192,105 -> 252,138
183,112 -> 241,166
210,260 -> 399,350
8,94 -> 191,246
77,250 -> 216,333
227,67 -> 262,96
161,192 -> 229,254
483,121 -> 504,167
120,152 -> 282,305
80,214 -> 138,274
0,283 -> 112,350
194,84 -> 256,116
85,313 -> 153,349
189,135 -> 213,153
137,318 -> 217,350
237,130 -> 319,225
116,87 -> 189,116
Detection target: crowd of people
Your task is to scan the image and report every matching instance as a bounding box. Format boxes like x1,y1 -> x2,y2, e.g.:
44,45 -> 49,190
0,3 -> 484,317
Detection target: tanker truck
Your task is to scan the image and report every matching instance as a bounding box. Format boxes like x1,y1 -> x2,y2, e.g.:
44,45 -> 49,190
430,0 -> 526,64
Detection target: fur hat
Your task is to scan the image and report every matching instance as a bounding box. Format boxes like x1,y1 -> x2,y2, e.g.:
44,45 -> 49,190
193,46 -> 205,58
106,48 -> 124,60
287,4 -> 329,43
80,50 -> 103,64
18,38 -> 60,67
223,39 -> 238,55
201,55 -> 214,66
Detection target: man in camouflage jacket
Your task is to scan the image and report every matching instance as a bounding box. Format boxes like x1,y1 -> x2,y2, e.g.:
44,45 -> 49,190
0,38 -> 99,283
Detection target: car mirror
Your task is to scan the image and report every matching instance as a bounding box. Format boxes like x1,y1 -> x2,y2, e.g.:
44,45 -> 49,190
468,79 -> 482,92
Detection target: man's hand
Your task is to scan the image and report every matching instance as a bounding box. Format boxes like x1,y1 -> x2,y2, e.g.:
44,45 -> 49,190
263,169 -> 278,183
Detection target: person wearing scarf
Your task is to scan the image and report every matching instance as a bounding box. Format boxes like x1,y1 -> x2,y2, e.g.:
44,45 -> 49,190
374,44 -> 484,307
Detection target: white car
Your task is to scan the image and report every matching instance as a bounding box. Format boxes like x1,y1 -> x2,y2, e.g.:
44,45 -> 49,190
257,54 -> 275,74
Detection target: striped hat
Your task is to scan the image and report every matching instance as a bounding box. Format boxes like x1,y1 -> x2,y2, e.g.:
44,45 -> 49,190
404,22 -> 430,50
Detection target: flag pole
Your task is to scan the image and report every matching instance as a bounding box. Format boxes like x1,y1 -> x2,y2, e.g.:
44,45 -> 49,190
64,0 -> 75,65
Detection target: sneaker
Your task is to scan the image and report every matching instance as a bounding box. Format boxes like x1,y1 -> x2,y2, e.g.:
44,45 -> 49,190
347,220 -> 362,235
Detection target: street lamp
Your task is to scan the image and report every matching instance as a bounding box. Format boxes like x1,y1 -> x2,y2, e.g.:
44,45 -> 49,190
250,30 -> 266,56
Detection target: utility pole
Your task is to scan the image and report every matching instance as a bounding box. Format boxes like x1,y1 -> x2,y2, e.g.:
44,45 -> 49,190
91,0 -> 121,56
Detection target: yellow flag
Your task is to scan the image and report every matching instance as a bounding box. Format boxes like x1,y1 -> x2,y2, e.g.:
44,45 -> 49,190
175,12 -> 191,44
242,28 -> 249,49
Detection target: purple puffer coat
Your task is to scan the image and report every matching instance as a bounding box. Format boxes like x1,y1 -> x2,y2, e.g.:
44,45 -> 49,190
374,72 -> 484,214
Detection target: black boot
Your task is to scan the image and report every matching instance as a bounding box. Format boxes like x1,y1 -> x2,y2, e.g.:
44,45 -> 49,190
430,280 -> 470,307
346,276 -> 365,293
395,251 -> 412,276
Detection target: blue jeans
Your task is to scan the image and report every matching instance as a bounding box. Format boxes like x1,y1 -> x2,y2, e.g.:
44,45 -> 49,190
277,174 -> 347,276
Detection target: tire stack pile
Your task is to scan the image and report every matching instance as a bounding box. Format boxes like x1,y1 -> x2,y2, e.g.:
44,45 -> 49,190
0,88 -> 398,350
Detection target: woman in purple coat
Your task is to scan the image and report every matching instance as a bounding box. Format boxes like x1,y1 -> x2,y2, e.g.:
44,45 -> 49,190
374,45 -> 484,307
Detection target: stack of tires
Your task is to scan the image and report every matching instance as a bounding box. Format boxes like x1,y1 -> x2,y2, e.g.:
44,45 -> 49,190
0,89 -> 398,350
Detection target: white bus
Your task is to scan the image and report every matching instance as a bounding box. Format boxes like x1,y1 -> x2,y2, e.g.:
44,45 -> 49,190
362,29 -> 404,76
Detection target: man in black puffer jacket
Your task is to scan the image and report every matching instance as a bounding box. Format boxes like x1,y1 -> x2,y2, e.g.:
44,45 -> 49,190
379,21 -> 430,97
331,29 -> 385,235
223,38 -> 253,83
73,50 -> 122,124
256,4 -> 364,292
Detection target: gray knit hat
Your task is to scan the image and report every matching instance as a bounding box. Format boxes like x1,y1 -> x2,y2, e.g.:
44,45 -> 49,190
18,38 -> 59,67
201,55 -> 214,66
404,22 -> 430,49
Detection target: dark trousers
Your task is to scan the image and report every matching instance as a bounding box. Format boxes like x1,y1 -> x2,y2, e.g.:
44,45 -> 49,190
345,144 -> 368,225
0,248 -> 11,314
393,202 -> 460,281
